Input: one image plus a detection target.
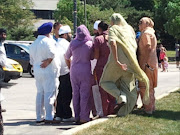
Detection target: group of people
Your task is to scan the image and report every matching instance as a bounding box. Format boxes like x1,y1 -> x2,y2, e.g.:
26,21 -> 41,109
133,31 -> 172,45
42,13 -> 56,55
29,13 -> 158,125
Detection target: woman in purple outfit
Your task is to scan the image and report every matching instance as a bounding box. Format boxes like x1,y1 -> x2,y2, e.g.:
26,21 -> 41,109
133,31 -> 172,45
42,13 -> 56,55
65,25 -> 93,124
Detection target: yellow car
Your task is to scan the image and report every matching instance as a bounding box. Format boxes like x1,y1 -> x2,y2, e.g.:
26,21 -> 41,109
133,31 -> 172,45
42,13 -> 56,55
2,58 -> 23,82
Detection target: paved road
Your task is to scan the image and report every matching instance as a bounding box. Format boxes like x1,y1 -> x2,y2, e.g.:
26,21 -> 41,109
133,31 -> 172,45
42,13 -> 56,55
1,64 -> 180,135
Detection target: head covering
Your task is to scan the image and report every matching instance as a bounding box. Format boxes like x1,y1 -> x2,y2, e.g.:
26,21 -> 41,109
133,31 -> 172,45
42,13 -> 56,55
0,28 -> 7,34
111,13 -> 128,26
140,17 -> 154,28
59,25 -> 71,35
71,25 -> 92,50
136,32 -> 141,39
94,20 -> 101,30
38,22 -> 53,35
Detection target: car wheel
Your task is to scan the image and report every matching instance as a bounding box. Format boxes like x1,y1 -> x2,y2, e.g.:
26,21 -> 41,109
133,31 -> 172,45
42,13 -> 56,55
28,65 -> 34,77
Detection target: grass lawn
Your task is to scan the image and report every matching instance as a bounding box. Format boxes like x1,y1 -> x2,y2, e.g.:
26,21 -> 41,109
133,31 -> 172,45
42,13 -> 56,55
75,90 -> 180,135
167,50 -> 176,58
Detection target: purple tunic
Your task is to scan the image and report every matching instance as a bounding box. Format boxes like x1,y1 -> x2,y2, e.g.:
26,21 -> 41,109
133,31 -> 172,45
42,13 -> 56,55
65,25 -> 93,121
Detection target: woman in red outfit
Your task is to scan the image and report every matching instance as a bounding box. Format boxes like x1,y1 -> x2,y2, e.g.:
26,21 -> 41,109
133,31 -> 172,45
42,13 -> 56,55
93,21 -> 116,116
159,47 -> 167,72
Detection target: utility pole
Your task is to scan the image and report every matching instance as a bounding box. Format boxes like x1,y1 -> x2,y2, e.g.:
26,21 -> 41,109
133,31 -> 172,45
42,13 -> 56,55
84,0 -> 87,26
73,0 -> 77,37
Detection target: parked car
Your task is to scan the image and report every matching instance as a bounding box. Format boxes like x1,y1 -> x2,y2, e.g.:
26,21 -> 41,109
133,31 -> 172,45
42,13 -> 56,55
2,58 -> 23,82
4,42 -> 34,77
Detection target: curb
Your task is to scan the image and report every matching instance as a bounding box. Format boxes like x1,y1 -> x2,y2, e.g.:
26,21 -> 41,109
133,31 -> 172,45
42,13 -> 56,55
156,87 -> 179,100
62,87 -> 179,135
61,118 -> 108,135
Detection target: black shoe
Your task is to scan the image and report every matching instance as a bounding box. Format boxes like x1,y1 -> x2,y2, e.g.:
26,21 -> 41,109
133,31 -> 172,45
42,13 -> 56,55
36,119 -> 45,123
114,102 -> 125,114
1,109 -> 6,112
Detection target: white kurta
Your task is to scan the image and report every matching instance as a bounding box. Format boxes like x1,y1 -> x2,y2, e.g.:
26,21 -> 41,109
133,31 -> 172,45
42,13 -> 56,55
0,42 -> 6,103
56,38 -> 70,76
30,35 -> 61,121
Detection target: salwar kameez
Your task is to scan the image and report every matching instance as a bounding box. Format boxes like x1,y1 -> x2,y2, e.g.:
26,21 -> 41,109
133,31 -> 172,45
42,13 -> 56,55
100,15 -> 150,116
138,25 -> 158,113
94,32 -> 116,116
65,25 -> 93,122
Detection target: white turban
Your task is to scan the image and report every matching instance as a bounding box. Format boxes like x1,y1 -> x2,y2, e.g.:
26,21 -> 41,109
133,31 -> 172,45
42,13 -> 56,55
93,20 -> 101,30
59,25 -> 71,35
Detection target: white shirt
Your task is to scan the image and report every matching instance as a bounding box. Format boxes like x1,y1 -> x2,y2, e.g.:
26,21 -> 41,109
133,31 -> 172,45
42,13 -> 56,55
30,35 -> 61,79
0,42 -> 7,67
56,38 -> 70,76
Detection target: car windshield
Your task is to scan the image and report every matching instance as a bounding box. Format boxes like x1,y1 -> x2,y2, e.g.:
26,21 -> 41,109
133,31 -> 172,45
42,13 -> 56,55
18,44 -> 30,53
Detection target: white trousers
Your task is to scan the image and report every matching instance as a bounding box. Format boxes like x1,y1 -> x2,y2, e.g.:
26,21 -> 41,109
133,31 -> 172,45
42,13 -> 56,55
35,77 -> 59,121
92,84 -> 103,117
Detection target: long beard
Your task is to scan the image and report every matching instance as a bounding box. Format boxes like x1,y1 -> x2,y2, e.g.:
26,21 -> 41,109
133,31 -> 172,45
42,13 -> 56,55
67,35 -> 72,42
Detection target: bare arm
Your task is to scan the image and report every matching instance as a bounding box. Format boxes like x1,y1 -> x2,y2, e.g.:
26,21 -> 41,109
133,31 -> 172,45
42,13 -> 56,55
64,55 -> 71,69
110,40 -> 127,71
40,58 -> 53,68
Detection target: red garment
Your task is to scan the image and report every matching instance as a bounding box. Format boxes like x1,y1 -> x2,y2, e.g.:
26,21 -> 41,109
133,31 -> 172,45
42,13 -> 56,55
94,32 -> 116,116
160,51 -> 166,60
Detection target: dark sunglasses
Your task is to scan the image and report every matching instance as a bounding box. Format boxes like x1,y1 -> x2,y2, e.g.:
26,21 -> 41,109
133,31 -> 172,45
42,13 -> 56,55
139,21 -> 142,25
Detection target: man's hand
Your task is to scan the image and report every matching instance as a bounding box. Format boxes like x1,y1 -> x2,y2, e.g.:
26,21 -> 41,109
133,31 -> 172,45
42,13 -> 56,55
40,58 -> 53,68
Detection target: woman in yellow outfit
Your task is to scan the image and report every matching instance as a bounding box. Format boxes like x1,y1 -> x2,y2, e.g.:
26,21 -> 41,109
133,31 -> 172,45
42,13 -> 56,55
100,13 -> 150,116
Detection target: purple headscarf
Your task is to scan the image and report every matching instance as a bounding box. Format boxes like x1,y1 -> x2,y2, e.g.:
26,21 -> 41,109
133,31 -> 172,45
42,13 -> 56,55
71,25 -> 92,50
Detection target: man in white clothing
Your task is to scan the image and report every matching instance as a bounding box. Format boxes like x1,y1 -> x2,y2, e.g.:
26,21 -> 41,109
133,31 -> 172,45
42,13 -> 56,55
29,22 -> 60,124
0,28 -> 7,134
54,25 -> 73,122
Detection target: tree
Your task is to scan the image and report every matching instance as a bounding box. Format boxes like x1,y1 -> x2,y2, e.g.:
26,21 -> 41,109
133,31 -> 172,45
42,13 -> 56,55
130,0 -> 156,11
54,0 -> 114,34
86,0 -> 131,11
164,1 -> 180,40
0,0 -> 35,40
154,0 -> 178,47
54,0 -> 85,32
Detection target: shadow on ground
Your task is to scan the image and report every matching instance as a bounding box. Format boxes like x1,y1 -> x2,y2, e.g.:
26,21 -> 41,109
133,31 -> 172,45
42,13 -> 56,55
4,119 -> 78,128
132,109 -> 180,121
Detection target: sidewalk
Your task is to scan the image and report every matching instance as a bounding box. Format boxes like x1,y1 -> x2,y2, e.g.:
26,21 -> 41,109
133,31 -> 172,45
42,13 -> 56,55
2,64 -> 180,135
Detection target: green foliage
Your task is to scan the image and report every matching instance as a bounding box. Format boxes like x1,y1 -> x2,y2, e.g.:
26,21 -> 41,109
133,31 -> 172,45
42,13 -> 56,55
55,0 -> 179,46
86,0 -> 131,11
130,0 -> 156,11
0,0 -> 35,40
86,5 -> 114,33
9,26 -> 35,41
54,0 -> 85,32
164,1 -> 180,40
54,0 -> 114,34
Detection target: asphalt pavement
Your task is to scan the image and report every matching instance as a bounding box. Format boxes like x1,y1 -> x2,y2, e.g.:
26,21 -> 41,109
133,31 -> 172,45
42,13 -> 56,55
1,64 -> 180,135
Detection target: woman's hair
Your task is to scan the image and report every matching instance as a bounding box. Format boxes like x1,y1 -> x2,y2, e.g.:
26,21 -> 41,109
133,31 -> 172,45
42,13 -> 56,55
98,21 -> 108,31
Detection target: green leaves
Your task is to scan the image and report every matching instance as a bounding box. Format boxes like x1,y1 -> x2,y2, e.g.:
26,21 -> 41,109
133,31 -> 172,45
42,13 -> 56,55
164,1 -> 180,39
0,0 -> 35,40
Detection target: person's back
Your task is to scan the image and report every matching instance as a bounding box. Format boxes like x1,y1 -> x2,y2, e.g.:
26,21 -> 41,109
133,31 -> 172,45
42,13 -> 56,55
30,35 -> 58,79
95,34 -> 110,68
70,40 -> 93,67
56,38 -> 70,75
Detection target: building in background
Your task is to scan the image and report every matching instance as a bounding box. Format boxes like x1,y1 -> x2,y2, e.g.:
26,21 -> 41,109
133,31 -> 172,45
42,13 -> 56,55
31,0 -> 59,29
